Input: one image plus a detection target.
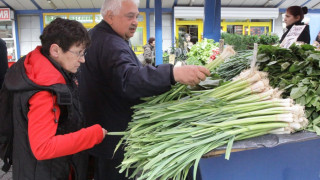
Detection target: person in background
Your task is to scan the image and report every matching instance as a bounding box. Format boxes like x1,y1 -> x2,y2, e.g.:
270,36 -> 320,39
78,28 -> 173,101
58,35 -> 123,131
279,6 -> 310,44
317,31 -> 320,43
183,33 -> 193,52
313,31 -> 320,48
143,37 -> 155,66
2,18 -> 107,179
78,0 -> 210,179
0,38 -> 8,88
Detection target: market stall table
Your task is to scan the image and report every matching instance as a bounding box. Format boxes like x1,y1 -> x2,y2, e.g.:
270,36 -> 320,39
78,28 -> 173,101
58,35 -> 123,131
199,131 -> 320,180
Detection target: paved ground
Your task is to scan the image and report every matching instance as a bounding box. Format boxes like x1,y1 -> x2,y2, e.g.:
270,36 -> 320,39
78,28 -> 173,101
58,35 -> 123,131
0,161 -> 12,180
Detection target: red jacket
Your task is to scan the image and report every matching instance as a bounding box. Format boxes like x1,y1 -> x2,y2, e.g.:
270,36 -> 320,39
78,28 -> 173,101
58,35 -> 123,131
24,46 -> 103,160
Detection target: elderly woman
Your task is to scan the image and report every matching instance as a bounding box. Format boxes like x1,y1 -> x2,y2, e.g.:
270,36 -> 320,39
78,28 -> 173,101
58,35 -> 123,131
1,18 -> 107,180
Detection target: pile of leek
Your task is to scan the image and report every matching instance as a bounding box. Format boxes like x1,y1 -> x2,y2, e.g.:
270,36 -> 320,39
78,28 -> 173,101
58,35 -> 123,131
109,69 -> 308,180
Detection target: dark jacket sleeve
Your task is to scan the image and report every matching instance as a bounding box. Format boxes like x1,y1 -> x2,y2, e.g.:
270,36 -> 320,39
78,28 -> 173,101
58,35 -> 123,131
0,39 -> 8,88
297,25 -> 310,44
99,40 -> 175,101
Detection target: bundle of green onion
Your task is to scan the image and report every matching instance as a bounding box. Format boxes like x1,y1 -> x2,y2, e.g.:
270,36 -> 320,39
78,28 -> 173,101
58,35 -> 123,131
109,69 -> 308,180
143,45 -> 237,105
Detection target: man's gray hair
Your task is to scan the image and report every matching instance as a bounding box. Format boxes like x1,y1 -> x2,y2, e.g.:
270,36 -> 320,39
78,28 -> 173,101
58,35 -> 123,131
100,0 -> 140,17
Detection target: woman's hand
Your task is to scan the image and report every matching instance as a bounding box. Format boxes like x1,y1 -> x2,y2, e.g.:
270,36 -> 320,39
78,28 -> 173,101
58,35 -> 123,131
102,128 -> 108,138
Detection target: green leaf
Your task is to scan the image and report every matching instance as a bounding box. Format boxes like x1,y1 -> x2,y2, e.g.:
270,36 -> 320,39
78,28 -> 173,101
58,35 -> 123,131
312,111 -> 320,120
225,135 -> 235,160
317,87 -> 320,95
257,54 -> 270,62
280,62 -> 291,71
307,54 -> 320,67
306,92 -> 314,105
306,66 -> 314,75
305,108 -> 314,118
288,61 -> 309,72
312,116 -> 320,125
279,79 -> 290,89
267,61 -> 277,66
295,96 -> 306,106
310,80 -> 319,88
313,125 -> 320,136
310,69 -> 320,76
316,102 -> 320,112
310,96 -> 320,107
290,86 -> 308,99
291,76 -> 303,85
284,84 -> 294,90
301,44 -> 315,51
301,78 -> 310,85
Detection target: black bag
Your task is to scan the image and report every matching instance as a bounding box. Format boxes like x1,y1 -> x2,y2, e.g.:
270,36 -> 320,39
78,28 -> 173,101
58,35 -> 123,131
0,84 -> 13,172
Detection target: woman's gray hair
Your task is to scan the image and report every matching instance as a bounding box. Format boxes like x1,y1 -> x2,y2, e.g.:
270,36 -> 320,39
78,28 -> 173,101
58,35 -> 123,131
100,0 -> 140,17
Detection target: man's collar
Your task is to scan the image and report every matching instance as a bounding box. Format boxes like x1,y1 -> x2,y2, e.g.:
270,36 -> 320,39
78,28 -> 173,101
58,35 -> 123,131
100,20 -> 126,40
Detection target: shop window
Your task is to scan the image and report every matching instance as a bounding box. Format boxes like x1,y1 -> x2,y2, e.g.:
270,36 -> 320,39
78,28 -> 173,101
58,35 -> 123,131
227,25 -> 243,35
177,25 -> 199,48
130,13 -> 146,54
131,27 -> 144,52
250,26 -> 268,35
95,14 -> 103,23
43,12 -> 146,54
177,25 -> 199,45
4,40 -> 15,62
69,14 -> 93,24
44,15 -> 67,25
0,21 -> 13,38
244,26 -> 249,35
1,19 -> 16,61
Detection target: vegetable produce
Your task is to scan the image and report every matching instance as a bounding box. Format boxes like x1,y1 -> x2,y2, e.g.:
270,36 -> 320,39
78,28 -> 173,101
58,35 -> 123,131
186,39 -> 219,65
221,33 -> 279,51
109,69 -> 307,180
216,50 -> 252,80
257,44 -> 320,133
143,46 -> 236,105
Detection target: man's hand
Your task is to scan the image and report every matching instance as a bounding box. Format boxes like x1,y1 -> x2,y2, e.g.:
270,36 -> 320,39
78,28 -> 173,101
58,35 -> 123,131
173,65 -> 210,86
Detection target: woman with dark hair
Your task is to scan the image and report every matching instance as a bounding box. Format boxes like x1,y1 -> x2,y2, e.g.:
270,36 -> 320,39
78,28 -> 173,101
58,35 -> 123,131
2,18 -> 107,179
280,6 -> 310,44
143,37 -> 155,66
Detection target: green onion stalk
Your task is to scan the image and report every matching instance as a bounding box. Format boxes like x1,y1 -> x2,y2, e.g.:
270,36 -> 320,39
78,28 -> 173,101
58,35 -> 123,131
109,69 -> 308,180
142,46 -> 237,105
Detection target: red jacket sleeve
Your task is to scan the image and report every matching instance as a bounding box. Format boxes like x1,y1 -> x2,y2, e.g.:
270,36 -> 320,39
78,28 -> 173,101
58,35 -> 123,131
28,91 -> 104,160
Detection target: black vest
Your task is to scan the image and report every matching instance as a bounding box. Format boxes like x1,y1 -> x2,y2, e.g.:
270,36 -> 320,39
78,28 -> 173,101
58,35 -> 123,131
5,57 -> 87,180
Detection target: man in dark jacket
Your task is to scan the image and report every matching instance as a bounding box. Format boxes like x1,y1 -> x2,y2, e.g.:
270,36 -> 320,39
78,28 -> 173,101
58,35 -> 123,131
78,0 -> 210,179
0,38 -> 8,88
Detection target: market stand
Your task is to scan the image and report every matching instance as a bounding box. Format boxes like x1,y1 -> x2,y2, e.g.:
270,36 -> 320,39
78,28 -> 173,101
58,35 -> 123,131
199,132 -> 320,180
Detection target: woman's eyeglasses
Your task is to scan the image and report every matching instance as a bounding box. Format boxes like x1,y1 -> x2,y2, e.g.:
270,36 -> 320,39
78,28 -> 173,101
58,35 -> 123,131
67,50 -> 87,58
